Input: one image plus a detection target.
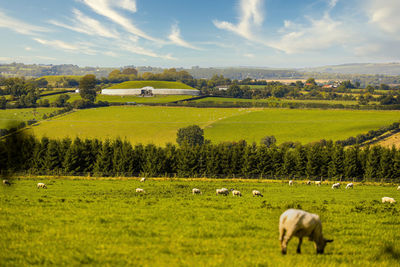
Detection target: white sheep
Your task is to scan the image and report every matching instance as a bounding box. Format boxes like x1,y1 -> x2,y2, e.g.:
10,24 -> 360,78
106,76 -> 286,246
192,188 -> 202,195
331,183 -> 340,189
315,181 -> 321,186
289,180 -> 294,186
382,197 -> 396,204
279,209 -> 333,255
231,189 -> 242,197
136,188 -> 145,193
306,180 -> 311,185
140,177 -> 146,182
37,183 -> 47,189
252,190 -> 263,197
397,185 -> 400,191
216,188 -> 229,196
345,183 -> 354,189
3,179 -> 11,186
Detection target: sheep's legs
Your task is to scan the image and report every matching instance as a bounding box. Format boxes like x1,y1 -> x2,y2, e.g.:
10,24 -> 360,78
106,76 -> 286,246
297,238 -> 303,254
280,229 -> 292,255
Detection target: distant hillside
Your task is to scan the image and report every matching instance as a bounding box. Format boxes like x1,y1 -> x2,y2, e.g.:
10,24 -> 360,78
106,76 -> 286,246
302,63 -> 400,75
108,81 -> 195,90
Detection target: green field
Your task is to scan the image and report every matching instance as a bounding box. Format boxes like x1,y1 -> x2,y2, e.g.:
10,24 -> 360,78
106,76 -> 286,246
0,108 -> 61,129
194,97 -> 364,106
108,81 -> 195,90
1,178 -> 399,266
29,106 -> 400,145
41,93 -> 192,104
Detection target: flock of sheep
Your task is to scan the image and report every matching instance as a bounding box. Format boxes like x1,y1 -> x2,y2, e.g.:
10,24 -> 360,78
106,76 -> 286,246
3,177 -> 399,255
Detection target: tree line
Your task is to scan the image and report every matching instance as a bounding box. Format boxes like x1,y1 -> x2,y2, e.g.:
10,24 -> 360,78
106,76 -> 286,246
1,134 -> 399,182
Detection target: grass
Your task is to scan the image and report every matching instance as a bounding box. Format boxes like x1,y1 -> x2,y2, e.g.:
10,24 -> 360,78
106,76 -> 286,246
1,178 -> 399,266
0,108 -> 61,129
29,106 -> 400,145
107,81 -> 196,90
194,97 -> 363,106
40,93 -> 193,104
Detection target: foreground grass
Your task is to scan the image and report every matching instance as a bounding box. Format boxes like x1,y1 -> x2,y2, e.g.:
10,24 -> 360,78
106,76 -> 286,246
30,106 -> 400,145
1,178 -> 399,266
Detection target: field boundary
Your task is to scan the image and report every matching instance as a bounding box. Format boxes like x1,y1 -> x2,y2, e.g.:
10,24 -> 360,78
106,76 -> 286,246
8,175 -> 400,186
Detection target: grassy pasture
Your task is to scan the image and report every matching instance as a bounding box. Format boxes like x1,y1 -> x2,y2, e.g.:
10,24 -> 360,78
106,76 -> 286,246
0,108 -> 61,129
1,178 -> 399,266
194,97 -> 362,106
41,93 -> 192,104
108,81 -> 195,90
30,106 -> 400,145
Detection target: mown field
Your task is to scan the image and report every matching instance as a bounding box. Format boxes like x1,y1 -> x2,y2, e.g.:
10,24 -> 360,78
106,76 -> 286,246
193,97 -> 364,106
40,93 -> 192,104
1,178 -> 399,266
0,108 -> 61,129
29,106 -> 400,145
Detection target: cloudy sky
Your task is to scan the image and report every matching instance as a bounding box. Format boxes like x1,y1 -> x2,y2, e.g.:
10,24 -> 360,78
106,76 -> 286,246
0,0 -> 399,68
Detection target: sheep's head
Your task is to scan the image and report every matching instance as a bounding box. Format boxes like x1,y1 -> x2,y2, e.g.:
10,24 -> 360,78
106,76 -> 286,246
316,239 -> 334,254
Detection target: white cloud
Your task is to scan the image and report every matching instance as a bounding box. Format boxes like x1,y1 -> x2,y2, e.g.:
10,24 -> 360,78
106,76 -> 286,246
80,0 -> 161,42
168,24 -> 202,50
33,38 -> 97,55
0,9 -> 48,35
213,0 -> 264,40
49,9 -> 118,38
25,46 -> 33,51
367,0 -> 400,34
119,42 -> 176,60
268,14 -> 349,54
328,0 -> 339,9
104,51 -> 118,57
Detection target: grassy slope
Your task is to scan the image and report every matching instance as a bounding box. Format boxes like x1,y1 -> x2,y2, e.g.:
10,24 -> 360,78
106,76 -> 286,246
30,106 -> 400,145
1,178 -> 399,266
41,93 -> 192,103
194,97 -> 362,106
0,108 -> 61,129
107,81 -> 196,90
206,109 -> 400,144
31,106 -> 248,145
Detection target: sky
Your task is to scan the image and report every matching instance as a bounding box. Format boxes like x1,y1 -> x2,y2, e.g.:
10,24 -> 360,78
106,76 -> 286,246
0,0 -> 399,68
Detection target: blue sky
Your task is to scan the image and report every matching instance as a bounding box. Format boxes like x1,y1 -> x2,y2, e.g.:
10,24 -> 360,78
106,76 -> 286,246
0,0 -> 399,68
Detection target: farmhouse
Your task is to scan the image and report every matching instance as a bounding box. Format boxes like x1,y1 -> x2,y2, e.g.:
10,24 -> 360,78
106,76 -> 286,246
101,81 -> 200,96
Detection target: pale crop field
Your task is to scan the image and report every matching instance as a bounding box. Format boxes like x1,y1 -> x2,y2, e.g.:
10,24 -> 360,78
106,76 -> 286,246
29,106 -> 400,145
1,178 -> 399,266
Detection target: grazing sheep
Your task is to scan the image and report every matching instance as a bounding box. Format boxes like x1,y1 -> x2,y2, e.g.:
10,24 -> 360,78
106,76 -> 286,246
289,180 -> 294,186
306,180 -> 311,185
37,183 -> 47,189
136,188 -> 145,193
279,209 -> 333,255
2,179 -> 11,186
140,177 -> 146,182
346,183 -> 354,189
192,188 -> 202,195
252,190 -> 263,197
315,181 -> 321,186
331,183 -> 340,189
216,188 -> 229,196
231,189 -> 242,197
382,197 -> 396,204
397,186 -> 400,190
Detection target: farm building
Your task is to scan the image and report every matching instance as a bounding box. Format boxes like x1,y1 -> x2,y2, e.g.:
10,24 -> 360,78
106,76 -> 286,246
101,81 -> 200,96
